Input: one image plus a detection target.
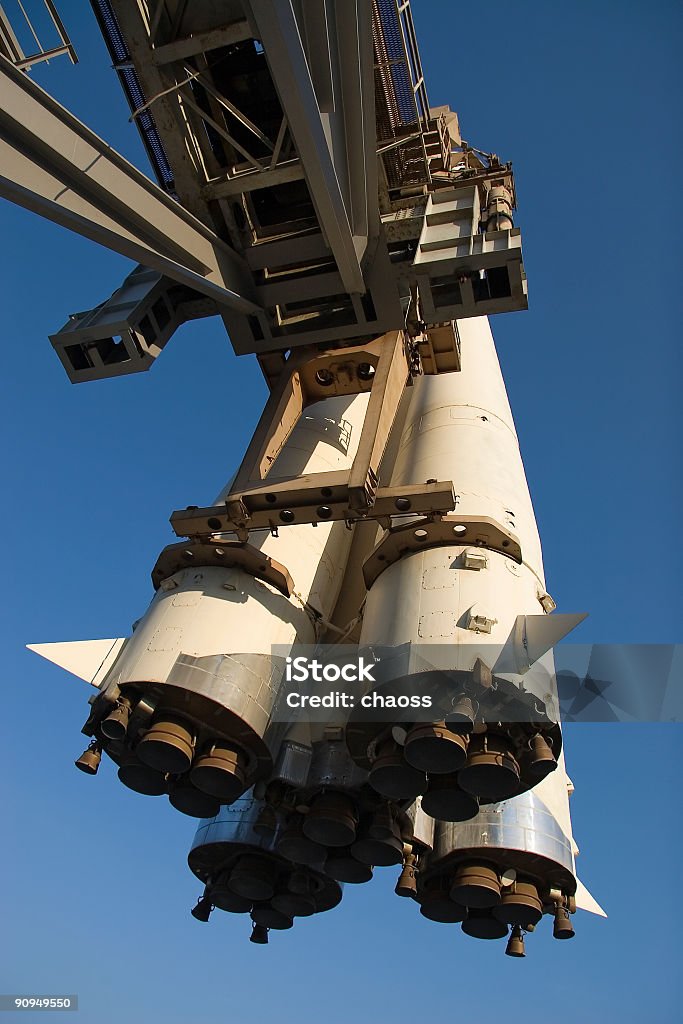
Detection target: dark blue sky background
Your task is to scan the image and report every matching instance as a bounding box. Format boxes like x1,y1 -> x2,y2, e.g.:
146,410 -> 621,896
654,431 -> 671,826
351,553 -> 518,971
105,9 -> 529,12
1,2 -> 681,1021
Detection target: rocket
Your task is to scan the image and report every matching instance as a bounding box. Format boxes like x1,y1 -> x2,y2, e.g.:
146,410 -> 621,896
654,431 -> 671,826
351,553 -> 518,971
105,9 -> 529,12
349,315 -> 580,812
30,314 -> 604,953
0,0 -> 606,960
31,391 -> 371,811
345,316 -> 606,947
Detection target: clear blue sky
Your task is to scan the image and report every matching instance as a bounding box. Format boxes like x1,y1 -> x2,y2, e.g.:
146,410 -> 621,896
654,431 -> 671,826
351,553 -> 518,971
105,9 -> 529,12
1,2 -> 681,1021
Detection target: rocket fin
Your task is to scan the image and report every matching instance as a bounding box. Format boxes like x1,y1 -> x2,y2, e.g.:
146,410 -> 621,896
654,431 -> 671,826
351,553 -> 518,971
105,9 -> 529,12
493,613 -> 587,674
574,877 -> 607,917
27,638 -> 126,686
522,613 -> 588,664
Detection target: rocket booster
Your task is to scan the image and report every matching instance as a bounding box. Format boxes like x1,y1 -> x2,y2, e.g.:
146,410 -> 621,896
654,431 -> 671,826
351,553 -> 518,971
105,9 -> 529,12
187,793 -> 435,938
342,317 -> 603,945
349,317 -> 580,815
32,393 -> 369,814
415,756 -> 606,948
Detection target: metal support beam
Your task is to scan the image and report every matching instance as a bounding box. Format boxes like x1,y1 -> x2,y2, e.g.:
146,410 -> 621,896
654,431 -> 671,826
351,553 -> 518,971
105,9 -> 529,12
0,0 -> 76,69
176,85 -> 264,170
0,53 -> 260,315
170,480 -> 457,539
171,331 -> 418,538
232,339 -> 387,491
347,332 -> 409,509
151,20 -> 252,64
245,0 -> 366,295
230,336 -> 395,494
184,64 -> 274,152
202,160 -> 305,199
231,357 -> 308,492
332,0 -> 378,242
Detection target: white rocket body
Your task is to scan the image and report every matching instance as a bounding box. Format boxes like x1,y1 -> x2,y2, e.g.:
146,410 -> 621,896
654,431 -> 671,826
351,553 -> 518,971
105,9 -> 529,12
356,317 -> 604,922
30,394 -> 369,793
103,393 -> 368,674
361,316 -> 549,663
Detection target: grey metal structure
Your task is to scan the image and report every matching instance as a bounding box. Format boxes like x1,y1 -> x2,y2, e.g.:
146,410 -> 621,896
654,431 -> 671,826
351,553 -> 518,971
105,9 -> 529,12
1,0 -> 526,385
188,796 -> 344,929
0,0 -> 76,69
430,790 -> 575,883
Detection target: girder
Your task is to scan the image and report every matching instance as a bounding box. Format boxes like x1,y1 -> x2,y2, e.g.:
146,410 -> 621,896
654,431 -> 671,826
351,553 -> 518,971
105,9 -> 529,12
0,0 -> 527,382
0,53 -> 259,314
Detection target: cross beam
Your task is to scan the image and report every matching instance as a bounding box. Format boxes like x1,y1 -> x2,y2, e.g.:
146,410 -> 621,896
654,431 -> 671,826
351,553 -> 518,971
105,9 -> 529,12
0,54 -> 260,317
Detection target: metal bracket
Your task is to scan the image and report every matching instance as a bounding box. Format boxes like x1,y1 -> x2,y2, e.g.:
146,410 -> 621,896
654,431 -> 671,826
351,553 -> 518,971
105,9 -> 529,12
347,332 -> 409,509
0,53 -> 258,315
0,0 -> 77,70
151,540 -> 295,597
171,330 -> 416,539
363,515 -> 523,588
170,481 -> 457,541
230,332 -> 409,497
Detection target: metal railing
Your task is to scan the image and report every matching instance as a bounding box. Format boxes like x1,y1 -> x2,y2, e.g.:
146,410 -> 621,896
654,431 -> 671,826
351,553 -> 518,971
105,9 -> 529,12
0,0 -> 76,69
